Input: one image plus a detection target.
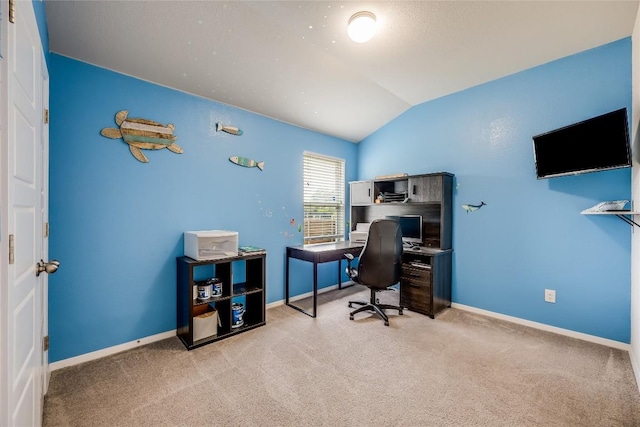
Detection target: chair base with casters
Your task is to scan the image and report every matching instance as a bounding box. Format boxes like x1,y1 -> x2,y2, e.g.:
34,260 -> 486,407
345,252 -> 404,326
348,287 -> 403,326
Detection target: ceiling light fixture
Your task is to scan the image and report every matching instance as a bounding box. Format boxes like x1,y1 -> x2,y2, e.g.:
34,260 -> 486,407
347,11 -> 376,43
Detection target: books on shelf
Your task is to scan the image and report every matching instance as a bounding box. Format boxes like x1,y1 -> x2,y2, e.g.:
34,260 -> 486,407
238,245 -> 266,255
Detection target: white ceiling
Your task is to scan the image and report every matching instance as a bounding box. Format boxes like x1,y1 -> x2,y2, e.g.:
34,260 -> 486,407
44,1 -> 639,142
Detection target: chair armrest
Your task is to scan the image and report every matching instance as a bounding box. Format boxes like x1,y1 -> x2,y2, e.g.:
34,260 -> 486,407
344,252 -> 357,281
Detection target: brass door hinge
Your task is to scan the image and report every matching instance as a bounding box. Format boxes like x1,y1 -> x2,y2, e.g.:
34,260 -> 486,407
9,0 -> 15,23
44,109 -> 49,124
43,335 -> 49,351
44,222 -> 49,238
9,234 -> 14,264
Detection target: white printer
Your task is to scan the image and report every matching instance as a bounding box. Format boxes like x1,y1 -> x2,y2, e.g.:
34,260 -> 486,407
349,222 -> 370,243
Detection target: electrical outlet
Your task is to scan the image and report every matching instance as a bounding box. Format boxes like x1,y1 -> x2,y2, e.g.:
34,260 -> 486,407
544,289 -> 556,303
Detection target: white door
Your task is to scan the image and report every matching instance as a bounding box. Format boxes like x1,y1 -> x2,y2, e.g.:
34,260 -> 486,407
0,1 -> 49,425
40,50 -> 50,399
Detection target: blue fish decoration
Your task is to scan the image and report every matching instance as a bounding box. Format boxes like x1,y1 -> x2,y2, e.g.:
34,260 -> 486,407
462,201 -> 486,213
229,156 -> 264,171
217,122 -> 243,136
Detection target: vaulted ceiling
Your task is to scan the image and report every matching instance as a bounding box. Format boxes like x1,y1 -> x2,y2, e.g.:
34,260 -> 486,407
44,1 -> 639,142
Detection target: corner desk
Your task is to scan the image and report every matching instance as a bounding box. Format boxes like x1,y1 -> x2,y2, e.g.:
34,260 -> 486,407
285,242 -> 452,319
285,241 -> 364,318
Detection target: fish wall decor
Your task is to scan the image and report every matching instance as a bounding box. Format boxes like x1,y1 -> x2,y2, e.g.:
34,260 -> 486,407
217,122 -> 243,136
100,110 -> 183,163
462,201 -> 486,213
229,156 -> 264,171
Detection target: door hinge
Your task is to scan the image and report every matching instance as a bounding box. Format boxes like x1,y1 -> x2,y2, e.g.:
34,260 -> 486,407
9,0 -> 15,23
44,222 -> 49,238
9,234 -> 14,264
43,335 -> 49,351
44,109 -> 49,124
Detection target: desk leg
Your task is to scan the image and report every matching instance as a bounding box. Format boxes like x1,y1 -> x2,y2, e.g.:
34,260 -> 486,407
285,254 -> 317,319
285,252 -> 290,305
312,261 -> 318,318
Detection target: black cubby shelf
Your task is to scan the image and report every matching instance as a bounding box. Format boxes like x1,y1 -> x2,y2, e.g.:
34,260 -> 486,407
176,253 -> 266,350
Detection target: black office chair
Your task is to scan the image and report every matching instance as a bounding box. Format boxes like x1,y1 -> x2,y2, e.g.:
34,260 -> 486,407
344,219 -> 404,326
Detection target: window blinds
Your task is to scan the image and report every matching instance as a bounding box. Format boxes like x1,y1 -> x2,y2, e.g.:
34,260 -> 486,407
303,152 -> 345,244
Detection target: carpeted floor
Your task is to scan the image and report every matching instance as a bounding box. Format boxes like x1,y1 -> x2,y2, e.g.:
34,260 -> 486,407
43,285 -> 640,426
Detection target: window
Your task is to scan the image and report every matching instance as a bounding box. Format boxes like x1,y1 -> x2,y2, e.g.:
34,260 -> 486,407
303,152 -> 345,244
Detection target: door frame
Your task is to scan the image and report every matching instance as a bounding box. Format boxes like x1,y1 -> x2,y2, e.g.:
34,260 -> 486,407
0,0 -> 9,423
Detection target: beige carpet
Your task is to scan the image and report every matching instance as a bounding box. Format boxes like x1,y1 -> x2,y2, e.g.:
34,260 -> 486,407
43,285 -> 640,426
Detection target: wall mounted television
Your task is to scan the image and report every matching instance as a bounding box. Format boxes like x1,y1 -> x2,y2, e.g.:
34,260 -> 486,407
532,108 -> 631,179
386,215 -> 423,245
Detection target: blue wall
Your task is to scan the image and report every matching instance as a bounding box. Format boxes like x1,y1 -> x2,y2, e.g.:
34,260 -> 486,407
48,55 -> 358,362
45,10 -> 632,361
358,38 -> 632,343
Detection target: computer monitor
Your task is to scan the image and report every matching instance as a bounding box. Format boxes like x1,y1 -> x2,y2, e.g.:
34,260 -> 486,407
386,215 -> 423,245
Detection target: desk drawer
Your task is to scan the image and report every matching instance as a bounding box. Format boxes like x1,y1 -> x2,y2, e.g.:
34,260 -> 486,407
401,265 -> 431,282
400,276 -> 431,315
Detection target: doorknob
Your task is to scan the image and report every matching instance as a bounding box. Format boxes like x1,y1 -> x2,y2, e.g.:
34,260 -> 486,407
36,260 -> 60,276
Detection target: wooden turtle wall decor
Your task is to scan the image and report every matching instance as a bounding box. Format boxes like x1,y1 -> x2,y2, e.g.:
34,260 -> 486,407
100,110 -> 183,163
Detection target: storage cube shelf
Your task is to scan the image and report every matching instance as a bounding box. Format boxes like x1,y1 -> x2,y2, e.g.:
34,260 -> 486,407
176,253 -> 266,350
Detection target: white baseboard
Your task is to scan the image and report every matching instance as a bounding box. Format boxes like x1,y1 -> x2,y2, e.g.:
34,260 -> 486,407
52,298 -> 631,374
50,285 -> 346,370
266,299 -> 284,309
452,303 -> 630,351
629,347 -> 640,393
269,283 -> 344,310
49,330 -> 177,371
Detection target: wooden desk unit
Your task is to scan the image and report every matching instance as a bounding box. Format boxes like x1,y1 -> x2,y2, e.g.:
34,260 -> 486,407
285,242 -> 452,319
287,170 -> 454,320
401,247 -> 452,318
285,241 -> 364,318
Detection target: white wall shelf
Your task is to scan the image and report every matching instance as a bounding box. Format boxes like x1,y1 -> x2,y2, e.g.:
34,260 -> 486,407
581,210 -> 640,227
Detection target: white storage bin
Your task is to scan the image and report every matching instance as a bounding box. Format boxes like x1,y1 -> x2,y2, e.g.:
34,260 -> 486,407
184,230 -> 238,260
193,309 -> 218,341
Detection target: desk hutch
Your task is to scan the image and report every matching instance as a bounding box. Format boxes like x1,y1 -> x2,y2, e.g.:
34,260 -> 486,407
349,172 -> 453,318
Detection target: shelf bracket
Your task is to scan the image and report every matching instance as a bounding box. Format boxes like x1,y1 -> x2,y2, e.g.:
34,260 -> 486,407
581,209 -> 640,228
614,213 -> 640,227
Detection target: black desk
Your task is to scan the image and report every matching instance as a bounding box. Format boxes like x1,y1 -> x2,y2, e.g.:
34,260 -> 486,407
285,241 -> 364,318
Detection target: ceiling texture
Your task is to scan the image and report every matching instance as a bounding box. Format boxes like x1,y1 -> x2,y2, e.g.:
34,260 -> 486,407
44,1 -> 639,142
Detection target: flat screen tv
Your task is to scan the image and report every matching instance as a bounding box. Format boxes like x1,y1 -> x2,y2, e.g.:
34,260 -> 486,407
532,108 -> 631,179
386,215 -> 423,245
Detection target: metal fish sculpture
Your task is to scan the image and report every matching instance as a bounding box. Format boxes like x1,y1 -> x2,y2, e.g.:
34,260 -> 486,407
229,156 -> 264,171
217,122 -> 243,136
101,110 -> 183,163
462,201 -> 486,213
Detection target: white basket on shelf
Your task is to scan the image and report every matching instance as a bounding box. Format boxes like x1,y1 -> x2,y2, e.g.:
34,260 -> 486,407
581,200 -> 629,214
